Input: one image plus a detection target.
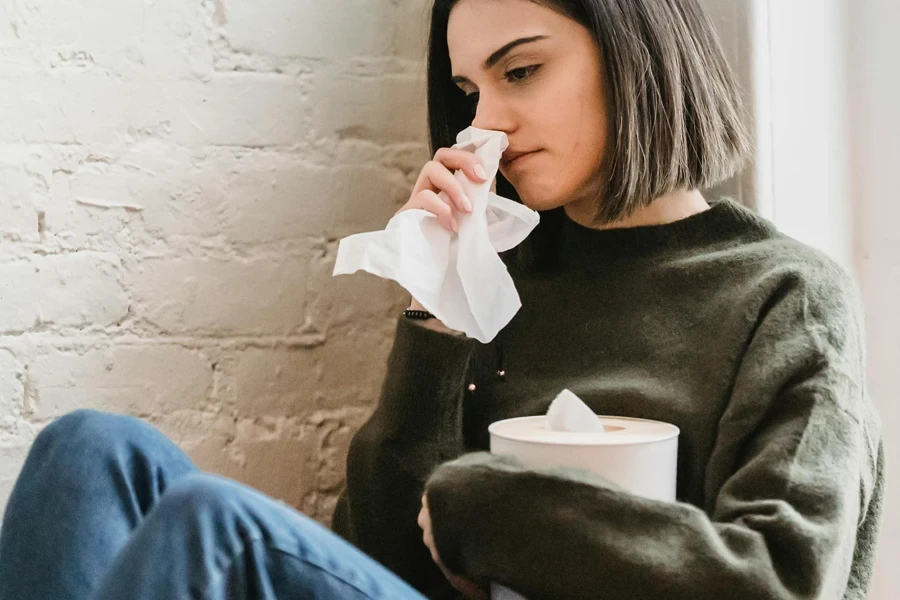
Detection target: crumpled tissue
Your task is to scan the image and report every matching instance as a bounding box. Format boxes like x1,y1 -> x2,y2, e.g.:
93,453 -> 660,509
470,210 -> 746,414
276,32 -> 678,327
332,127 -> 540,343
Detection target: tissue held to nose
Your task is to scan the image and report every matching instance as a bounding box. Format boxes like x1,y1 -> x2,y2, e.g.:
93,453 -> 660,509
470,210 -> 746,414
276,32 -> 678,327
332,127 -> 540,343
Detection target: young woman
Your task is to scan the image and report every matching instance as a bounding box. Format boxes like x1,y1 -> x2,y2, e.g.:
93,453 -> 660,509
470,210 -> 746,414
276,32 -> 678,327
0,1 -> 883,600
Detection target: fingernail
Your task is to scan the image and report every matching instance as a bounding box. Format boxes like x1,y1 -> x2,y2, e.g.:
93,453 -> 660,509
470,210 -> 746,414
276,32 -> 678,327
474,164 -> 487,180
461,194 -> 473,212
452,218 -> 460,233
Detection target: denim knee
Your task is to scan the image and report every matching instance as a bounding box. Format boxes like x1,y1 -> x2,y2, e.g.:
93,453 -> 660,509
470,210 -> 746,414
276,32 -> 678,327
35,408 -> 133,450
29,409 -> 162,472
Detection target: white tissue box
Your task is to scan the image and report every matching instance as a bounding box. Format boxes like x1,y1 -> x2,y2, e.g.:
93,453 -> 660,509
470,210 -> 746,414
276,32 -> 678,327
487,410 -> 679,600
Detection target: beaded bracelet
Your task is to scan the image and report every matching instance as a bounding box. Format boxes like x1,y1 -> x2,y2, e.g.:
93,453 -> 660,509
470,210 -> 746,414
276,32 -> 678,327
403,309 -> 435,320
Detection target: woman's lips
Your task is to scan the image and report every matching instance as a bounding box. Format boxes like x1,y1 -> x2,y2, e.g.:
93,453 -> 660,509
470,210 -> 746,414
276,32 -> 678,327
502,150 -> 540,171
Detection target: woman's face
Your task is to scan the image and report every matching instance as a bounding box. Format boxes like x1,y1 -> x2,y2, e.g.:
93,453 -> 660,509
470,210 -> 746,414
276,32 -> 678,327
447,0 -> 609,213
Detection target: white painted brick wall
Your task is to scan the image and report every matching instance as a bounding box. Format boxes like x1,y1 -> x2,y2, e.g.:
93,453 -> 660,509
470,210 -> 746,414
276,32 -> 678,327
0,0 -> 430,521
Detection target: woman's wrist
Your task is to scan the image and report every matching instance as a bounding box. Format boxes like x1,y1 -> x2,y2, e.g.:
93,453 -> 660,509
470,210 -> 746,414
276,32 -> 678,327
406,297 -> 465,336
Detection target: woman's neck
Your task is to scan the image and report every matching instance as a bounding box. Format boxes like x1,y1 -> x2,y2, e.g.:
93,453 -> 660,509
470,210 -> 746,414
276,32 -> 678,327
564,189 -> 710,230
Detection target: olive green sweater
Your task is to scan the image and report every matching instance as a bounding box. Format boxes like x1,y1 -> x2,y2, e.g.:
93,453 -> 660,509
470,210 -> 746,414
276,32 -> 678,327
331,198 -> 884,600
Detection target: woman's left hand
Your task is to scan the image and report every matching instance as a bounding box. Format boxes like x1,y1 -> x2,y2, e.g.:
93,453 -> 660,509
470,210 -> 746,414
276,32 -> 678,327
418,494 -> 488,600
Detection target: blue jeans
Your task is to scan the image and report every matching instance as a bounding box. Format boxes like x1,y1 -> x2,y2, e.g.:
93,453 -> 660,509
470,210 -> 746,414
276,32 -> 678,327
0,409 -> 427,600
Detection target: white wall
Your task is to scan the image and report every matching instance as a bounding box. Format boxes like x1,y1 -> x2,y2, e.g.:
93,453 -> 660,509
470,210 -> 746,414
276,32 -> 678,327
846,0 -> 900,596
764,0 -> 855,270
704,0 -> 855,271
0,0 -> 428,520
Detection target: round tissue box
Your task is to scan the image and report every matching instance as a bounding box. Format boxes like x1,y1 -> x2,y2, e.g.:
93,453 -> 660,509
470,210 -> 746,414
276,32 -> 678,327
488,415 -> 680,502
488,415 -> 680,600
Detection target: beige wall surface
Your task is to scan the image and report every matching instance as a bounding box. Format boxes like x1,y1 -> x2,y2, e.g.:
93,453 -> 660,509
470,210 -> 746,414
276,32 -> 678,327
0,0 -> 432,521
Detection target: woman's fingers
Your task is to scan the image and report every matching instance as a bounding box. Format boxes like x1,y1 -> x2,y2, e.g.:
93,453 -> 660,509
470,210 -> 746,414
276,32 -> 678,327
414,189 -> 459,232
416,160 -> 472,214
433,147 -> 488,185
397,147 -> 488,232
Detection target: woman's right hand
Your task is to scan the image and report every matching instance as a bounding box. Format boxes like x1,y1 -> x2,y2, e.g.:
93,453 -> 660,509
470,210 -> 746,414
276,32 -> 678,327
396,147 -> 488,233
400,148 -> 488,332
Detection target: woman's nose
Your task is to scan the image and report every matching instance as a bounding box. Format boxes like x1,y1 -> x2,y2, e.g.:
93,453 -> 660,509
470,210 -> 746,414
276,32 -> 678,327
471,93 -> 515,133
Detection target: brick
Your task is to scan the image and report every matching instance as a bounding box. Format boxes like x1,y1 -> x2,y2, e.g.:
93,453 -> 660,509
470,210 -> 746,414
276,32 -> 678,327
48,146 -> 408,244
0,149 -> 50,241
312,411 -> 367,492
302,409 -> 370,522
315,321 -> 396,410
5,0 -> 212,76
222,0 -> 428,60
0,350 -> 24,420
0,254 -> 128,333
232,347 -> 320,416
45,143 -> 217,242
43,143 -> 247,242
0,75 -> 307,146
190,418 -> 318,509
233,437 -> 317,508
148,408 -> 236,466
130,256 -> 310,335
309,70 -> 428,145
28,345 -> 214,419
307,243 -> 408,330
229,323 -> 393,416
219,161 -> 409,242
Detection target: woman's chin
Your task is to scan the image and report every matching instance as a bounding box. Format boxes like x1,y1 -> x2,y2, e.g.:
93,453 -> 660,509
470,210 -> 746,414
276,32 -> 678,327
517,191 -> 566,212
502,174 -> 566,211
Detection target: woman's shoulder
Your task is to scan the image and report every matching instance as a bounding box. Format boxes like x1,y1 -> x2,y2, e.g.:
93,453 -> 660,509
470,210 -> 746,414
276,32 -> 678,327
730,223 -> 860,306
709,229 -> 868,377
688,199 -> 860,305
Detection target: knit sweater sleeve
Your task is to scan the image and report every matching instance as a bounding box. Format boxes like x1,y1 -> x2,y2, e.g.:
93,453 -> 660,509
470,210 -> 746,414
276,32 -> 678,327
424,263 -> 883,600
331,316 -> 475,598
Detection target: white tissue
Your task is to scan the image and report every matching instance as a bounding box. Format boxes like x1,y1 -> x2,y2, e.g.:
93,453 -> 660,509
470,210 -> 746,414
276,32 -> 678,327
331,127 -> 540,343
546,389 -> 605,433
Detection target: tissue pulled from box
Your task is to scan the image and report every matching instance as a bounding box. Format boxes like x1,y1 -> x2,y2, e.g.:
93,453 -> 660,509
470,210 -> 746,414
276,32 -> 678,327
546,389 -> 605,433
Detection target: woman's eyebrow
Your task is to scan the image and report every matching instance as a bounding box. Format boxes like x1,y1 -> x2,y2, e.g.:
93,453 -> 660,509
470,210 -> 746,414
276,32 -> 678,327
451,35 -> 549,85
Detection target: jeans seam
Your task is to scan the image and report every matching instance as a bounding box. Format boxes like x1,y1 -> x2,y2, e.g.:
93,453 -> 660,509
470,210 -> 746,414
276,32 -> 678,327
194,535 -> 388,600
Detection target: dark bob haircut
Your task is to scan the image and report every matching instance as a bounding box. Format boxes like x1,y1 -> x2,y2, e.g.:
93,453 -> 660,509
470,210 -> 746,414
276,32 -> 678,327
426,0 -> 751,269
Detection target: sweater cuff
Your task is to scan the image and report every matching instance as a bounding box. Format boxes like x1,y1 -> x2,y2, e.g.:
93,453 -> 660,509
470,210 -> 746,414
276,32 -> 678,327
427,453 -> 551,579
374,317 -> 475,440
425,452 -> 620,578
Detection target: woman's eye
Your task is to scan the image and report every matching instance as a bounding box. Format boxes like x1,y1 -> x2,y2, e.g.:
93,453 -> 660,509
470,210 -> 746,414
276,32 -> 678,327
505,65 -> 540,83
464,65 -> 539,116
